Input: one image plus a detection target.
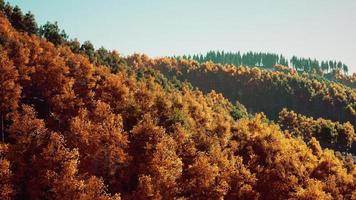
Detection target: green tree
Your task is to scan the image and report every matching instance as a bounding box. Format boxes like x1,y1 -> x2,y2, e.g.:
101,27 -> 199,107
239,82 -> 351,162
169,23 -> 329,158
0,0 -> 5,10
39,21 -> 68,45
342,64 -> 348,74
22,11 -> 38,34
80,40 -> 96,62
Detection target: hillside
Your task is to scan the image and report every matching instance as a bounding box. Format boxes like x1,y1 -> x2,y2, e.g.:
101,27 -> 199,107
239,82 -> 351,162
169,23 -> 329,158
0,2 -> 356,200
128,56 -> 355,124
125,55 -> 356,154
178,51 -> 356,88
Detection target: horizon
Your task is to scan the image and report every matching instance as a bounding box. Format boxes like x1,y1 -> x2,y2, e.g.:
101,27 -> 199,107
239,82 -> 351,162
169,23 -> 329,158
7,0 -> 356,73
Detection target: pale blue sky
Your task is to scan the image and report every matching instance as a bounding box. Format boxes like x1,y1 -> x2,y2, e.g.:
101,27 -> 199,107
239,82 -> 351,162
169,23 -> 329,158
7,0 -> 356,72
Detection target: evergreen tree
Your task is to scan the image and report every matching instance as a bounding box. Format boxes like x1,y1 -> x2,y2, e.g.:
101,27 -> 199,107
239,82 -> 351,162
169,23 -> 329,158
0,0 -> 5,10
80,40 -> 96,62
39,21 -> 68,45
342,64 -> 348,74
22,11 -> 38,34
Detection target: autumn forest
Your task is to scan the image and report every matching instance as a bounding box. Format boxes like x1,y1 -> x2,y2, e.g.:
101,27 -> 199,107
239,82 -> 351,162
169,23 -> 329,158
0,1 -> 356,200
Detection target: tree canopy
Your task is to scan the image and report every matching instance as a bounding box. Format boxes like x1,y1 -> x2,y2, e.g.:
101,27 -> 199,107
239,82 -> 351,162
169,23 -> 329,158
0,2 -> 355,199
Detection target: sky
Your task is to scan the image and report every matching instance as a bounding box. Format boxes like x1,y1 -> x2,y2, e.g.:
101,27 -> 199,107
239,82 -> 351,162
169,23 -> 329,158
7,0 -> 356,73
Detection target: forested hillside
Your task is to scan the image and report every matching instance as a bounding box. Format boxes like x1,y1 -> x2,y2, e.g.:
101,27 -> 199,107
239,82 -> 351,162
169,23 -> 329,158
178,51 -> 356,88
179,50 -> 350,74
278,109 -> 356,153
127,56 -> 356,125
0,1 -> 356,199
125,55 -> 356,153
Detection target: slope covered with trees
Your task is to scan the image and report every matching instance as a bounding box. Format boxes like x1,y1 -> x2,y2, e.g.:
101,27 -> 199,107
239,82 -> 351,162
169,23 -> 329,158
278,109 -> 356,153
178,50 -> 350,75
0,4 -> 356,200
178,51 -> 356,90
127,56 -> 356,124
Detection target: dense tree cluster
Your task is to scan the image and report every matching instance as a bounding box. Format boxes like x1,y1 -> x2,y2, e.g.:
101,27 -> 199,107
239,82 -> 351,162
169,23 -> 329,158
324,70 -> 356,89
0,0 -> 69,46
38,21 -> 68,46
1,10 -> 355,200
0,0 -> 38,34
67,40 -> 127,73
130,56 -> 356,128
1,0 -> 127,73
178,51 -> 289,69
279,109 -> 356,153
179,50 -> 349,76
290,56 -> 349,74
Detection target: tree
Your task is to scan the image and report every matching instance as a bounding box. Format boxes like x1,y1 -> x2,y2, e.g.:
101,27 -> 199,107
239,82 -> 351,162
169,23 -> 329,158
67,38 -> 81,53
321,61 -> 329,73
290,179 -> 333,200
130,115 -> 182,199
0,51 -> 21,142
0,0 -> 5,10
39,21 -> 68,45
9,6 -> 24,30
342,64 -> 348,75
0,2 -> 37,34
0,144 -> 14,200
23,11 -> 38,34
183,154 -> 219,198
279,109 -> 356,152
43,133 -> 121,200
69,101 -> 128,187
80,40 -> 95,62
6,105 -> 121,199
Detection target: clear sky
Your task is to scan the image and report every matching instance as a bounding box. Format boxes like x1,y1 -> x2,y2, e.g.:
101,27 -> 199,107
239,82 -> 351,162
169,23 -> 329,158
7,0 -> 356,73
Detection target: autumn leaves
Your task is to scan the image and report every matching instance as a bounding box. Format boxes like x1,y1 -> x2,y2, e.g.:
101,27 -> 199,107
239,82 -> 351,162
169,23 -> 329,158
0,9 -> 355,200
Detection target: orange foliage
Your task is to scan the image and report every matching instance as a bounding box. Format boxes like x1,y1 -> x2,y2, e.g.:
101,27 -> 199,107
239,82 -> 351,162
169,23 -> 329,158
0,12 -> 355,200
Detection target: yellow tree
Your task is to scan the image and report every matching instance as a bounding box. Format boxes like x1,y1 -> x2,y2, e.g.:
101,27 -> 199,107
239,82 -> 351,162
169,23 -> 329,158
6,105 -> 120,199
130,114 -> 182,199
43,133 -> 121,200
68,101 -> 128,189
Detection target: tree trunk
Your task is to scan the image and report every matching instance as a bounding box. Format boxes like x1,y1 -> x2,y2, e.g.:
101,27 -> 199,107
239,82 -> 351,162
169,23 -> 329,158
1,113 -> 4,143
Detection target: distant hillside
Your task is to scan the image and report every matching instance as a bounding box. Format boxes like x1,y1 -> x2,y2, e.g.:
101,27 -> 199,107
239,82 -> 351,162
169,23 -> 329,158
128,55 -> 356,125
177,51 -> 356,88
